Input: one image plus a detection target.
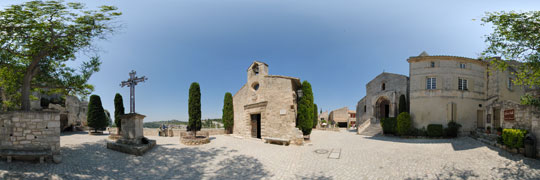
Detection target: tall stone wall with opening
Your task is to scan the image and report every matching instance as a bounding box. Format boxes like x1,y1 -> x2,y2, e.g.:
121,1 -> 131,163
0,111 -> 61,159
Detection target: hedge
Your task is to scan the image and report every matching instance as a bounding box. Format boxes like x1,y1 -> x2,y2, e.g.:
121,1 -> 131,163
502,129 -> 528,149
396,112 -> 411,136
427,124 -> 443,137
381,117 -> 397,135
445,121 -> 462,138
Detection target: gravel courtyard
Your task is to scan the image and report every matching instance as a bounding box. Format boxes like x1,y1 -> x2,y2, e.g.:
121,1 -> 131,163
1,129 -> 539,180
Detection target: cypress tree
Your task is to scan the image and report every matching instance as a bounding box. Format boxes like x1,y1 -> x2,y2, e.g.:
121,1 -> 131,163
222,92 -> 234,134
114,93 -> 125,133
297,81 -> 314,135
313,103 -> 318,128
398,95 -> 408,113
188,82 -> 202,135
87,95 -> 108,133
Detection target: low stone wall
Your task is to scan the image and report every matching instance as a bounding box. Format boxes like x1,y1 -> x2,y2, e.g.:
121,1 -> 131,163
108,128 -> 226,137
0,111 -> 61,161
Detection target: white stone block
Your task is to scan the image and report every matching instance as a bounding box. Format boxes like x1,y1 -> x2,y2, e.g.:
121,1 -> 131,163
48,121 -> 60,128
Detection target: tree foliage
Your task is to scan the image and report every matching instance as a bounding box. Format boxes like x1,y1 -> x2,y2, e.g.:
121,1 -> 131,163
222,92 -> 234,134
0,1 -> 122,110
114,93 -> 124,133
482,11 -> 540,106
297,81 -> 314,135
313,103 -> 318,128
398,95 -> 407,113
188,82 -> 202,135
87,94 -> 108,132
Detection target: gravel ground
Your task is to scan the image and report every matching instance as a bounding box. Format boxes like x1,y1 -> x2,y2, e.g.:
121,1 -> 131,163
0,129 -> 539,180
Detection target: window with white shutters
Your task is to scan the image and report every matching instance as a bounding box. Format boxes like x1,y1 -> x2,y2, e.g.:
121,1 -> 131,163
458,78 -> 468,90
426,77 -> 436,90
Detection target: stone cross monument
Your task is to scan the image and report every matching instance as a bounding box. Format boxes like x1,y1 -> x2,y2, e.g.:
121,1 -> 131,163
120,70 -> 147,113
107,70 -> 155,156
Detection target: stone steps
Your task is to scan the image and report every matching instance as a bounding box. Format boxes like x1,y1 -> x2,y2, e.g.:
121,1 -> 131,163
357,121 -> 382,136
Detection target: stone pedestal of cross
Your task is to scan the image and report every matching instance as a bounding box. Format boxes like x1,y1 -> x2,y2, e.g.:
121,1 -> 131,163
120,70 -> 148,113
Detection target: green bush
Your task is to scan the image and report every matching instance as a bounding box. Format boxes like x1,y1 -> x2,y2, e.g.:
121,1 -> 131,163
87,95 -> 108,132
502,129 -> 528,148
396,112 -> 411,136
222,92 -> 234,134
188,82 -> 202,135
445,121 -> 462,138
427,124 -> 443,137
114,93 -> 124,133
412,127 -> 428,136
380,117 -> 397,135
297,81 -> 314,135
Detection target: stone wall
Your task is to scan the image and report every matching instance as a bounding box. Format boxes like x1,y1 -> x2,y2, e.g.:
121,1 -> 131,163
0,111 -> 61,157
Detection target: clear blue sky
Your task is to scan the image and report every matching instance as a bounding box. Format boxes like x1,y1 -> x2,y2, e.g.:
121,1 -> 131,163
2,0 -> 539,122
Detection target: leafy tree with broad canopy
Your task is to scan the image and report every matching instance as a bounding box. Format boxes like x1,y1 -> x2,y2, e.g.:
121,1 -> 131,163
114,93 -> 125,133
297,81 -> 314,135
87,95 -> 108,133
0,1 -> 121,111
188,82 -> 202,135
482,11 -> 540,106
222,92 -> 234,134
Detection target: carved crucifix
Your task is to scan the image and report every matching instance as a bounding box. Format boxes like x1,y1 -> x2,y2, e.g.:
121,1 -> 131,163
120,70 -> 147,113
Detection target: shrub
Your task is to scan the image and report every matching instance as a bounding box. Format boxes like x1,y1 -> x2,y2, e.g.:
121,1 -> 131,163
188,82 -> 202,135
427,124 -> 443,137
313,103 -> 318,128
222,92 -> 234,134
398,95 -> 408,113
297,81 -> 314,135
396,112 -> 411,136
114,93 -> 125,133
445,121 -> 462,138
502,129 -> 528,149
380,117 -> 397,135
87,95 -> 108,133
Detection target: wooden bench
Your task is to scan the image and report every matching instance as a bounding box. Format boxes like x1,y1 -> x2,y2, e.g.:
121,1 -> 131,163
0,149 -> 50,164
264,137 -> 290,146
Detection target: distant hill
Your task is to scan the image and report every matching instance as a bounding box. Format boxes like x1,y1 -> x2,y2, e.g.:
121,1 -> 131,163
143,119 -> 223,128
143,120 -> 188,128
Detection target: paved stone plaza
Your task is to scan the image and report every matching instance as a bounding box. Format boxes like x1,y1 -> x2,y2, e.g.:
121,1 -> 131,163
1,130 -> 539,179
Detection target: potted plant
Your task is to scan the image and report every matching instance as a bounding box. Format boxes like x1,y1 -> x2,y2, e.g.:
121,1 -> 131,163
486,126 -> 491,134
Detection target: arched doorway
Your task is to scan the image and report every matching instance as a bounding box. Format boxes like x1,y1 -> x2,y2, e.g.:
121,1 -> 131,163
375,97 -> 390,121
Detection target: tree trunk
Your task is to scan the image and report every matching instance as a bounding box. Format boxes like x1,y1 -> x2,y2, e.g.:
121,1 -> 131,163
21,56 -> 42,111
20,72 -> 32,111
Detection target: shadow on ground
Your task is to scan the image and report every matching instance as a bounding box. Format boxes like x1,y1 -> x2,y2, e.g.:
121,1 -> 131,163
0,139 -> 271,180
367,135 -> 540,180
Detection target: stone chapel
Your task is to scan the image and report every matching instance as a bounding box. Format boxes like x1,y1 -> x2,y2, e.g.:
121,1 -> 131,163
233,61 -> 304,145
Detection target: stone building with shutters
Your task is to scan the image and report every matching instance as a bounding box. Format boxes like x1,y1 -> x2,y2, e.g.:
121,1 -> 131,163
357,51 -> 533,134
232,61 -> 304,145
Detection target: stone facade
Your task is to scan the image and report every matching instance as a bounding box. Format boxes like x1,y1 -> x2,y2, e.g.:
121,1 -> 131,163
45,95 -> 88,131
0,111 -> 61,161
356,72 -> 409,131
233,61 -> 304,145
328,107 -> 356,128
357,52 -> 537,135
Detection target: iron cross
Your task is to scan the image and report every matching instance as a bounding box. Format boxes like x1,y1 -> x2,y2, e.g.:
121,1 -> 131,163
120,70 -> 148,113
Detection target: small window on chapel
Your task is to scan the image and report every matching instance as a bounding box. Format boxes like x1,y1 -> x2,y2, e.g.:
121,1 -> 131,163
253,64 -> 259,75
382,83 -> 386,90
460,63 -> 466,69
252,82 -> 260,91
430,61 -> 435,68
364,105 -> 366,112
508,78 -> 513,90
